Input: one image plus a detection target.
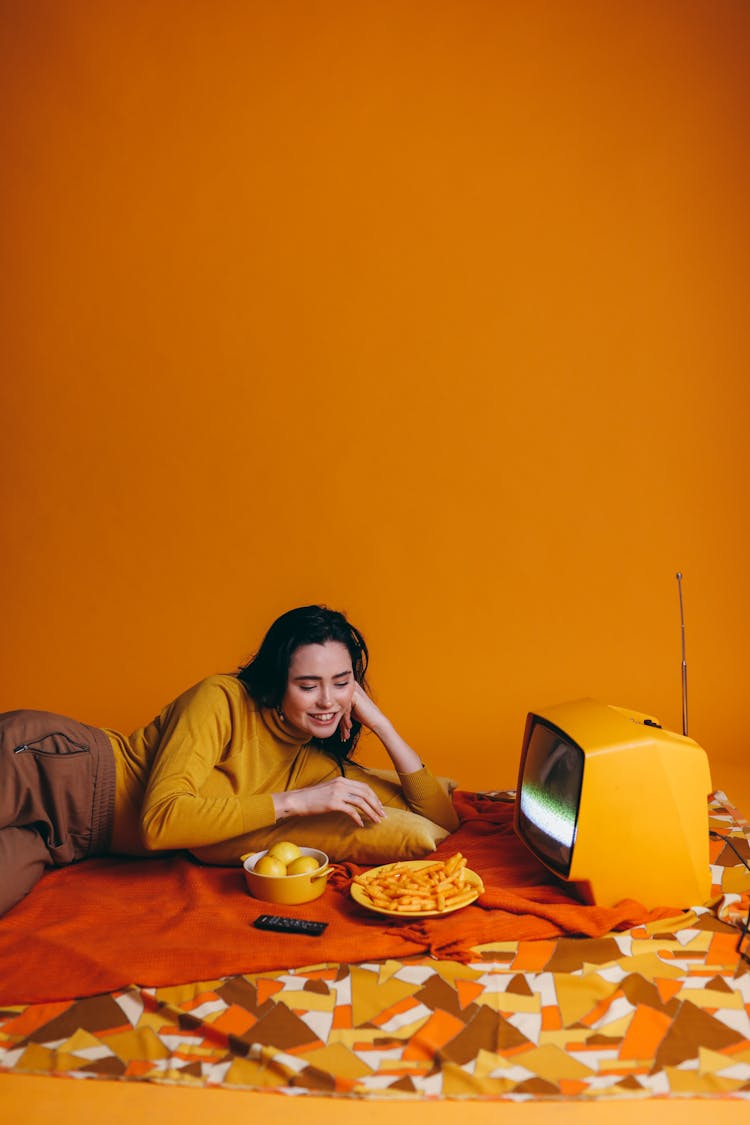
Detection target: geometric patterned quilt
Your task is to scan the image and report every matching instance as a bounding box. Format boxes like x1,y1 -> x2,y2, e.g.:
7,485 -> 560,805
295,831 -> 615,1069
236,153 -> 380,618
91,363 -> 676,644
1,792 -> 748,1101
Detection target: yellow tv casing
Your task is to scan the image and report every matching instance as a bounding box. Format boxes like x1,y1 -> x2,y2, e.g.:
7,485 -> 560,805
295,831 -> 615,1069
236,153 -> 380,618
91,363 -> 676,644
514,698 -> 713,909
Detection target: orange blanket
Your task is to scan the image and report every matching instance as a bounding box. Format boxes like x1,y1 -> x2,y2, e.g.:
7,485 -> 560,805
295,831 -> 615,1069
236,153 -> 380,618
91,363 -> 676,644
0,792 -> 680,1005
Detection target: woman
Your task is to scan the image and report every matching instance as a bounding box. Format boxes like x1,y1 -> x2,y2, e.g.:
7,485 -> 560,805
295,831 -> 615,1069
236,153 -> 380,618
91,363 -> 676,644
0,605 -> 458,916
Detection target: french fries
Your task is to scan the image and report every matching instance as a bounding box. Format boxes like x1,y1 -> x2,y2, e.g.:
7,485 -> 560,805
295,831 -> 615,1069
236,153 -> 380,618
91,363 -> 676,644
353,853 -> 481,913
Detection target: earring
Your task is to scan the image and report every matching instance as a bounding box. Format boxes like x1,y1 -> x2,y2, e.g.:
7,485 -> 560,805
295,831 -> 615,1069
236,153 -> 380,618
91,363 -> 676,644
276,706 -> 286,723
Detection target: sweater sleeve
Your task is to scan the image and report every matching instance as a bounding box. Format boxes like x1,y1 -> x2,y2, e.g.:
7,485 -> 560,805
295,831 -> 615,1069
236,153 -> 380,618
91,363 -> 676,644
139,679 -> 277,850
396,766 -> 460,832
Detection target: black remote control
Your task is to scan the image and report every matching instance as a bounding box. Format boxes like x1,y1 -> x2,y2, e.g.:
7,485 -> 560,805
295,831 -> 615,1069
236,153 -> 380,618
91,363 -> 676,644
253,914 -> 328,936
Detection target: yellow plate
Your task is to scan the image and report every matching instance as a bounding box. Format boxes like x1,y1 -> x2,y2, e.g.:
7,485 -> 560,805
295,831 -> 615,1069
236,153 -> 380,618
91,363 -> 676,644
350,859 -> 484,918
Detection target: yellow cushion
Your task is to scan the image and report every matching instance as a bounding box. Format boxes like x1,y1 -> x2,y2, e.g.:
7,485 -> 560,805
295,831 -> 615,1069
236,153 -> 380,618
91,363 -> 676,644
191,805 -> 452,866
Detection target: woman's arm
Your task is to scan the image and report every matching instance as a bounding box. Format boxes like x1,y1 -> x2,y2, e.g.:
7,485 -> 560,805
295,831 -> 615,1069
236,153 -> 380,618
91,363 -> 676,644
139,678 -> 277,850
346,683 -> 422,773
342,684 -> 459,832
271,775 -> 385,828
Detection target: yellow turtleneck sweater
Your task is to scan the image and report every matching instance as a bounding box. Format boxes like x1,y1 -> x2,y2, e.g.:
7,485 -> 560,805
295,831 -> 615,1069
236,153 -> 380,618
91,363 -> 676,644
104,674 -> 457,859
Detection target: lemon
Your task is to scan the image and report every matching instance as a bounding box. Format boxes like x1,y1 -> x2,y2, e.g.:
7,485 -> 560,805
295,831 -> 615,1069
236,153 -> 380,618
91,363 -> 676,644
267,840 -> 302,866
286,855 -> 320,876
254,854 -> 287,877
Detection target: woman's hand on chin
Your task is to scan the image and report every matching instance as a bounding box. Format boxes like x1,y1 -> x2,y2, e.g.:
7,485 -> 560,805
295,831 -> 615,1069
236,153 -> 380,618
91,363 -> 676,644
346,683 -> 423,775
345,682 -> 388,737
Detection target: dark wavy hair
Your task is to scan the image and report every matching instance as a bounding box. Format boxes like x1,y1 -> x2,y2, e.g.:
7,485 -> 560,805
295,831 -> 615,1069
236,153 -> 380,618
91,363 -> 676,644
236,605 -> 370,759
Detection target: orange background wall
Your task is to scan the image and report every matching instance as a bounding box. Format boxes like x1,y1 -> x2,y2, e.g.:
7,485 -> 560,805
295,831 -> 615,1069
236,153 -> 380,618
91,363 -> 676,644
2,0 -> 748,791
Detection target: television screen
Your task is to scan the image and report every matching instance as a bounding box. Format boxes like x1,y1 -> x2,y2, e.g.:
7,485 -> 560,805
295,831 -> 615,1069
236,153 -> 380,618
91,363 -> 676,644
516,718 -> 583,877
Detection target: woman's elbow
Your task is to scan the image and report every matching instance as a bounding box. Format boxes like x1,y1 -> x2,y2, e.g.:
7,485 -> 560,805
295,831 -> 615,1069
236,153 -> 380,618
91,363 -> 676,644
439,806 -> 460,833
140,810 -> 175,851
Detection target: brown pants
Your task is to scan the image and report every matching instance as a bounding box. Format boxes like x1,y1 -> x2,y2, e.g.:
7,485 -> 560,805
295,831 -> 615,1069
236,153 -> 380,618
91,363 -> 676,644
0,709 -> 116,916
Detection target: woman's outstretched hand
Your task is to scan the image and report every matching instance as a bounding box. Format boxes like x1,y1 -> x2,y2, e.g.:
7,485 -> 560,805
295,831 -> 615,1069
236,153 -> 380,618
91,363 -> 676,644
272,775 -> 385,827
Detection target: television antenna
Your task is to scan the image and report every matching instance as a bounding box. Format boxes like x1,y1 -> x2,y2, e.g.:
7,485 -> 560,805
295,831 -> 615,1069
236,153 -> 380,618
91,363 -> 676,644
676,572 -> 688,736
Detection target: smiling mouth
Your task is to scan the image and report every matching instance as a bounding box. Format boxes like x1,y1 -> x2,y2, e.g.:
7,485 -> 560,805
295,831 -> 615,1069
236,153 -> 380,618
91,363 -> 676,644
309,712 -> 337,723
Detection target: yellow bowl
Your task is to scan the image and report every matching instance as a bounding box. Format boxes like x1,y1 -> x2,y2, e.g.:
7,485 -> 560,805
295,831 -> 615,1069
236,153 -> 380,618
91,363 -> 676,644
241,847 -> 331,905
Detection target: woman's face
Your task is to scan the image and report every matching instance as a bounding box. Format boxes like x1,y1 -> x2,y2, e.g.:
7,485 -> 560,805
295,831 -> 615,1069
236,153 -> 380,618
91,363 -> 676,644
280,640 -> 356,739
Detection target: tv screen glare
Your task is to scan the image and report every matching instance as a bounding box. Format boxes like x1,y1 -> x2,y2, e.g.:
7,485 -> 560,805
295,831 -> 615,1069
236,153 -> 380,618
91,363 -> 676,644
516,719 -> 584,878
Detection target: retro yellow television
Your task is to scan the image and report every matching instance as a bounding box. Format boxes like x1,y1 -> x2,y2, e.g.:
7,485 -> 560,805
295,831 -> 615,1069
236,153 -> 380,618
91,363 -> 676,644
513,698 -> 713,909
